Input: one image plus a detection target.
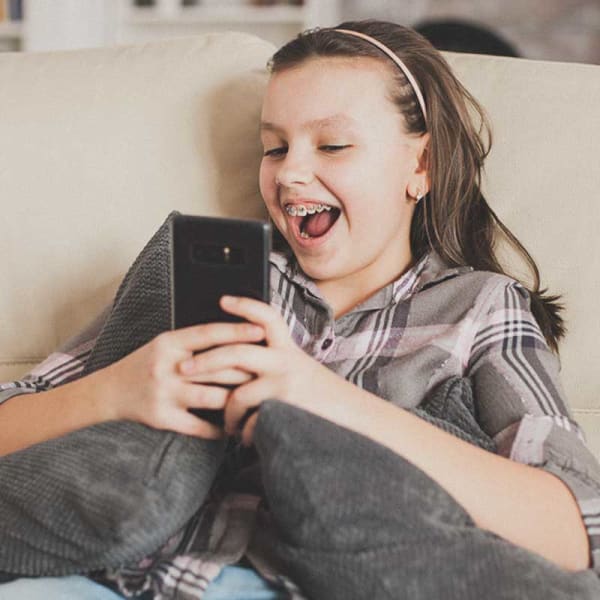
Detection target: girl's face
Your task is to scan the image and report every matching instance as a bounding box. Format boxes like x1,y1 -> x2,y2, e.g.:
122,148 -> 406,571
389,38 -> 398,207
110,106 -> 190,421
259,57 -> 428,295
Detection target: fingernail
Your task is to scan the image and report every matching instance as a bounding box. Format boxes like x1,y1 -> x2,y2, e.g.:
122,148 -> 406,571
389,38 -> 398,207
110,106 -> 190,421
222,295 -> 242,309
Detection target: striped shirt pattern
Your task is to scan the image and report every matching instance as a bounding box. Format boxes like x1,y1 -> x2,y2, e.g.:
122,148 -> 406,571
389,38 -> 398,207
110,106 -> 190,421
2,250 -> 600,598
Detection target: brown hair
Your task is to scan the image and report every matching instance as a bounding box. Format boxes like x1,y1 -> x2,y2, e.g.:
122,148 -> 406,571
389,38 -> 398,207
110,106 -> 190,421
267,19 -> 565,353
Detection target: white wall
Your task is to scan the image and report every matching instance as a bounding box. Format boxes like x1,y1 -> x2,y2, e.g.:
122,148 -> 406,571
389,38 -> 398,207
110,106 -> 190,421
24,0 -> 119,51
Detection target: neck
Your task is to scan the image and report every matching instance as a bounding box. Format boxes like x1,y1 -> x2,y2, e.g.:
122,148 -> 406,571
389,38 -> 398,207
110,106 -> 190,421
315,252 -> 415,319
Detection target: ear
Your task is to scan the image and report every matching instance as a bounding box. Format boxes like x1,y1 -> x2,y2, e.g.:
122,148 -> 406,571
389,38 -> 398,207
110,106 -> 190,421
415,132 -> 430,175
407,133 -> 430,199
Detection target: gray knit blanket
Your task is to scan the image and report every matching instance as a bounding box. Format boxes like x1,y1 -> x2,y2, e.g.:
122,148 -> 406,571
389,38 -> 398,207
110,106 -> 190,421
254,400 -> 600,599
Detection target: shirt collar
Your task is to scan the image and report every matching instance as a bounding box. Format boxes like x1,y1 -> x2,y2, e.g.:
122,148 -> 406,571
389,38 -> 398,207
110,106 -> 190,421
269,248 -> 472,313
412,249 -> 474,293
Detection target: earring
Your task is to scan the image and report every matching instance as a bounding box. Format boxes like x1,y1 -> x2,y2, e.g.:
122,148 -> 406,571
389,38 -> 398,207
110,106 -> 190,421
415,190 -> 424,204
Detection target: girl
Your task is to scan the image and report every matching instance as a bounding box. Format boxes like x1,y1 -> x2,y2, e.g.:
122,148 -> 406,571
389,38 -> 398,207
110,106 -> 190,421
1,20 -> 600,600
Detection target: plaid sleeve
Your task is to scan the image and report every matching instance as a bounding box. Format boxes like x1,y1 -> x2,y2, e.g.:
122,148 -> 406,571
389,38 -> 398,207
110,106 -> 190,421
466,276 -> 600,575
0,305 -> 110,405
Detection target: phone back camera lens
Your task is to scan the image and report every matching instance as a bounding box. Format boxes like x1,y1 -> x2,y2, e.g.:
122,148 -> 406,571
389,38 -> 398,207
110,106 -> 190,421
191,243 -> 244,265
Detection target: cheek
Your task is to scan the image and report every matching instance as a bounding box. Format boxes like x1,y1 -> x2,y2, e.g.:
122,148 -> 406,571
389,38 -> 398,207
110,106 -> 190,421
258,161 -> 286,231
343,162 -> 409,227
258,161 -> 276,205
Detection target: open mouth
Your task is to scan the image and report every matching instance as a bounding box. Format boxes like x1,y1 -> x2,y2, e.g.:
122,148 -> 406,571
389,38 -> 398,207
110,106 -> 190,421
285,204 -> 341,240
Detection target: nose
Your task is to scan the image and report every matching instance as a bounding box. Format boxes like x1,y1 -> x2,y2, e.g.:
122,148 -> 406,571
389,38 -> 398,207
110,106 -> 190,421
274,147 -> 314,188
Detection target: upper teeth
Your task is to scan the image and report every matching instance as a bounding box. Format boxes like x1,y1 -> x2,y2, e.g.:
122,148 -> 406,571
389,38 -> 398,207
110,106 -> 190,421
285,204 -> 332,217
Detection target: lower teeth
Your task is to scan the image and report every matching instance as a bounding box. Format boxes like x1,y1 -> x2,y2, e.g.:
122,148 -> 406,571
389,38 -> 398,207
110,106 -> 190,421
300,231 -> 311,239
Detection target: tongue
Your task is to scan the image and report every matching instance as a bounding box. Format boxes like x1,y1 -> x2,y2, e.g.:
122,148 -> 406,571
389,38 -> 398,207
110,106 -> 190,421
304,211 -> 335,237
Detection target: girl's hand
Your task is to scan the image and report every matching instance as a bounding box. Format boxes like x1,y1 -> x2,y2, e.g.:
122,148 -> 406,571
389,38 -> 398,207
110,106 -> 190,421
95,321 -> 265,438
178,295 -> 336,445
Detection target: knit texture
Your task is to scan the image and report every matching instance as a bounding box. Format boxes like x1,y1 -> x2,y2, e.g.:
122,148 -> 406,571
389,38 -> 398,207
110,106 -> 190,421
411,376 -> 496,453
253,396 -> 600,600
0,211 -> 225,576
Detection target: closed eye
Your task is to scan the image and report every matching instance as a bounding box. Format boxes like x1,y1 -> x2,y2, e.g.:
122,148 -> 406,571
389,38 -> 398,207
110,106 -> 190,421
263,147 -> 287,157
263,144 -> 350,157
320,145 -> 350,152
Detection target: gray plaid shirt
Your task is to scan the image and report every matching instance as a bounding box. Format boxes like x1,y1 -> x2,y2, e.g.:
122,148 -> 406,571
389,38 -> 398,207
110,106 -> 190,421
2,250 -> 600,598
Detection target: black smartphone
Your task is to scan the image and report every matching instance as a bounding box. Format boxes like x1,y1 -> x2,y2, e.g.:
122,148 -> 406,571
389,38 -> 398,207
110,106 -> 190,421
171,214 -> 271,427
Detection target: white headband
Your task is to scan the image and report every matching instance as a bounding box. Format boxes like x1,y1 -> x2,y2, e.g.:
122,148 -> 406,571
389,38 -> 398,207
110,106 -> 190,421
334,28 -> 428,123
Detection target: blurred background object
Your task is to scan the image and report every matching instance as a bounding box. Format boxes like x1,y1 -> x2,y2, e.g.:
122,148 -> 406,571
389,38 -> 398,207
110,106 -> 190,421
413,18 -> 521,57
344,0 -> 599,63
0,0 -> 598,64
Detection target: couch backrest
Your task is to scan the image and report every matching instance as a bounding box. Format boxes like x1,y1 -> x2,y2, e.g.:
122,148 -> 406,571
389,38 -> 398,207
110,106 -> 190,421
0,33 -> 274,375
0,34 -> 598,456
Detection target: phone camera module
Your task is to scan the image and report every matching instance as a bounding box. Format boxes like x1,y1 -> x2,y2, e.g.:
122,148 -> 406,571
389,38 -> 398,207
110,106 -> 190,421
191,243 -> 244,265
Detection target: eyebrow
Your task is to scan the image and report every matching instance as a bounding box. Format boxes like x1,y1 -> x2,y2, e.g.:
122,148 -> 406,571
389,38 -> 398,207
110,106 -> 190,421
259,114 -> 357,133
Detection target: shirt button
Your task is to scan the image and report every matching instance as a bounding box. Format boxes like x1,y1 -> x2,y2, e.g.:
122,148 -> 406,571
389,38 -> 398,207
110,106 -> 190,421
321,338 -> 333,350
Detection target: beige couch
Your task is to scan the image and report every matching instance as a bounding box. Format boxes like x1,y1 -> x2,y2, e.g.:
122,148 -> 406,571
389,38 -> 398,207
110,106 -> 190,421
0,32 -> 599,459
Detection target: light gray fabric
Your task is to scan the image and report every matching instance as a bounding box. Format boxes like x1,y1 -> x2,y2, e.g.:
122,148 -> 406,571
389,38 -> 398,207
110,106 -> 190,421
0,211 -> 225,577
253,398 -> 600,600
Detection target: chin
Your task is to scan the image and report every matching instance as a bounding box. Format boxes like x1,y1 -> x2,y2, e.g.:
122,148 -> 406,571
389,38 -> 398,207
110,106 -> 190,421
296,255 -> 343,282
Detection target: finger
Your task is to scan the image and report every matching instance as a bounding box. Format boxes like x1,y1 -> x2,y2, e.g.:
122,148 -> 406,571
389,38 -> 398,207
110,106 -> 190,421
224,377 -> 276,435
185,368 -> 255,386
180,383 -> 229,411
170,321 -> 265,353
241,412 -> 259,447
182,344 -> 273,378
167,410 -> 225,440
220,296 -> 290,348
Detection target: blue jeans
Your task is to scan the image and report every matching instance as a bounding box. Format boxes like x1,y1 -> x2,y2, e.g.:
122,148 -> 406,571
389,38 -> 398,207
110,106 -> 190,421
204,566 -> 286,600
0,566 -> 285,599
0,576 -> 122,599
